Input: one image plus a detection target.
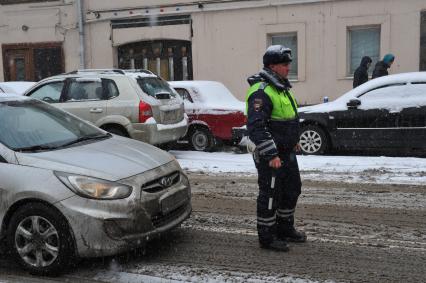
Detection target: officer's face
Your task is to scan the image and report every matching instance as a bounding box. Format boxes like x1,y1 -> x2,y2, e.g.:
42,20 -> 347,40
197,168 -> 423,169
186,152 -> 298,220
270,63 -> 291,79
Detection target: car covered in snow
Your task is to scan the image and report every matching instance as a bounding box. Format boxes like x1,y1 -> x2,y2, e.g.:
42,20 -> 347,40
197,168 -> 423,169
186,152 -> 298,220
0,95 -> 191,275
169,81 -> 246,151
24,69 -> 188,146
298,72 -> 426,155
0,81 -> 36,95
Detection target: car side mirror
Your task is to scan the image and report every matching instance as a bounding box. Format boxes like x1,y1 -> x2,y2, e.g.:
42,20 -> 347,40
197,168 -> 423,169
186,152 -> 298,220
347,99 -> 361,109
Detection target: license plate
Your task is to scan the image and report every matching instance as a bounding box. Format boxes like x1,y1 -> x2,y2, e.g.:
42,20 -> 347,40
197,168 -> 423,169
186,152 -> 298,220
160,190 -> 188,214
163,111 -> 177,122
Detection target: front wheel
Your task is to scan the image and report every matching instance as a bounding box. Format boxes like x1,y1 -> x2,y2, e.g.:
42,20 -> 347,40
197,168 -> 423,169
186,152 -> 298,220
299,125 -> 329,155
7,203 -> 75,276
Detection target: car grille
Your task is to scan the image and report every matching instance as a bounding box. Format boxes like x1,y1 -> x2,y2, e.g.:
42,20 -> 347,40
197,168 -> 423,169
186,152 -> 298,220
141,171 -> 180,193
151,203 -> 188,228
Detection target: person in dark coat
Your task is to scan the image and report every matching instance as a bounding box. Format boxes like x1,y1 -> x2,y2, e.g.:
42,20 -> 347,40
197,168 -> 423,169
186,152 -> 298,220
353,56 -> 372,88
372,54 -> 395,79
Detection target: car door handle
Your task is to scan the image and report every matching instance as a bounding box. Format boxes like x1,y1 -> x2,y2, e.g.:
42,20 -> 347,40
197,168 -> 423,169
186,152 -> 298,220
90,108 -> 103,113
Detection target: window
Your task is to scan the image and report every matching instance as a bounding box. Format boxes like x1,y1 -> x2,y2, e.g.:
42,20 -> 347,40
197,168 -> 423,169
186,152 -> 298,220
2,43 -> 64,82
358,84 -> 408,110
28,81 -> 64,103
0,100 -> 103,151
136,77 -> 176,99
104,79 -> 119,99
175,88 -> 193,102
118,40 -> 193,81
348,26 -> 380,75
271,33 -> 298,78
420,11 -> 426,71
66,80 -> 103,101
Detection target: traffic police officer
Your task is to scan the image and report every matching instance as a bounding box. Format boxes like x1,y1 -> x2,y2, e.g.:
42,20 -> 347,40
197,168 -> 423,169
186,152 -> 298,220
246,45 -> 306,251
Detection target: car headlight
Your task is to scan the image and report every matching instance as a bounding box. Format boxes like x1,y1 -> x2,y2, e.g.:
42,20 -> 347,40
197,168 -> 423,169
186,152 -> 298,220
55,171 -> 133,200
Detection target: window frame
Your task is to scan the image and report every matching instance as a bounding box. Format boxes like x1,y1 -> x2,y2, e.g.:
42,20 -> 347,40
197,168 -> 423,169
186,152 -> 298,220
270,32 -> 298,79
174,87 -> 193,103
2,42 -> 64,82
347,25 -> 381,76
357,83 -> 407,99
26,80 -> 66,104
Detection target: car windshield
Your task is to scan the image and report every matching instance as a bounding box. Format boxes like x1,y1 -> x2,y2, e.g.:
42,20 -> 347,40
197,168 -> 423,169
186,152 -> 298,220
0,99 -> 108,151
136,77 -> 177,99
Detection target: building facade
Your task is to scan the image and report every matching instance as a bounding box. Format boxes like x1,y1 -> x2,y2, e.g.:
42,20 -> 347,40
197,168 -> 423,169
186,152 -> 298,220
1,0 -> 426,104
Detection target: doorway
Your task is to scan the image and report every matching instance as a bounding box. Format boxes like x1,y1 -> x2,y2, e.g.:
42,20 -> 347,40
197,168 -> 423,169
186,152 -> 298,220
2,42 -> 64,81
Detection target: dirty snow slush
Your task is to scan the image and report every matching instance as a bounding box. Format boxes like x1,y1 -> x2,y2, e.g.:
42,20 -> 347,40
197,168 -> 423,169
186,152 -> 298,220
0,171 -> 425,282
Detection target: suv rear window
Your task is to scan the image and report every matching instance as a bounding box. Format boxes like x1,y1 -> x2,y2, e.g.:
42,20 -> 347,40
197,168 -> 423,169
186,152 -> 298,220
136,77 -> 176,99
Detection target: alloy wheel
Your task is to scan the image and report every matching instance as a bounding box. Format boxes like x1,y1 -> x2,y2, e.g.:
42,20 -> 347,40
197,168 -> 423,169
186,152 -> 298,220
300,130 -> 323,154
15,216 -> 59,268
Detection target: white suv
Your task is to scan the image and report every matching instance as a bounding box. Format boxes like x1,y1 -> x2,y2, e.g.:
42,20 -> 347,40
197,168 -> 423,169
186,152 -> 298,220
24,69 -> 188,145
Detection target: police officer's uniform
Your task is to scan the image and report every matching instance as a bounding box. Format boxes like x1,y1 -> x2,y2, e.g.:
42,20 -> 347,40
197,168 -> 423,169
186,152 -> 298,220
246,45 -> 306,251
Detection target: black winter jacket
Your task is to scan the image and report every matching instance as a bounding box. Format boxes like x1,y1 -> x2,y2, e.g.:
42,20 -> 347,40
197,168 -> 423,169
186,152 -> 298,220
372,61 -> 390,79
353,56 -> 371,88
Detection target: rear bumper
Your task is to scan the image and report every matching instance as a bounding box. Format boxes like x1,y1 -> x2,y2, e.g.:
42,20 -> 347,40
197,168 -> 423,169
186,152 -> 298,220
129,117 -> 188,145
231,125 -> 247,144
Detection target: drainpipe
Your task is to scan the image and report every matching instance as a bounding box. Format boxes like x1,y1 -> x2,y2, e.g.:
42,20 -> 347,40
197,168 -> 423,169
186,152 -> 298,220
77,0 -> 85,69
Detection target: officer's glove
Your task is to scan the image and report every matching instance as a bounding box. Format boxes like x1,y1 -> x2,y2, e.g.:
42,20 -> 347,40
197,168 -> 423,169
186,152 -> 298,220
246,138 -> 260,163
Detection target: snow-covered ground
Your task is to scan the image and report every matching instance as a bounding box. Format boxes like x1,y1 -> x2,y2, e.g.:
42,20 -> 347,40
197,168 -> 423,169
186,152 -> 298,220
171,150 -> 426,185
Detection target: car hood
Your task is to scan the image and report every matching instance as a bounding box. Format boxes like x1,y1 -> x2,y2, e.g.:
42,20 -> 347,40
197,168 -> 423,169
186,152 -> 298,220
16,136 -> 175,181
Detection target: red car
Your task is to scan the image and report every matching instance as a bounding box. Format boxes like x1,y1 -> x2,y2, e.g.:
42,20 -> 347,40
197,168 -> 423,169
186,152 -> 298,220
169,81 -> 246,151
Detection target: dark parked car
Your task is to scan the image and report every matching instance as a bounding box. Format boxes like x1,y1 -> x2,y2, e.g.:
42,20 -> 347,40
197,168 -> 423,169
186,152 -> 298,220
298,72 -> 426,155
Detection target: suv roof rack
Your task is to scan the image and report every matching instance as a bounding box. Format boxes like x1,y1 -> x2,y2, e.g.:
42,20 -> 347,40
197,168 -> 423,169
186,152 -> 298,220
66,69 -> 126,75
123,69 -> 155,75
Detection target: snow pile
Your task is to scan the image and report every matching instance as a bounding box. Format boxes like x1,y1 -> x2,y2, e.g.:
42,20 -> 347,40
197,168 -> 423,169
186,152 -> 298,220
171,151 -> 426,185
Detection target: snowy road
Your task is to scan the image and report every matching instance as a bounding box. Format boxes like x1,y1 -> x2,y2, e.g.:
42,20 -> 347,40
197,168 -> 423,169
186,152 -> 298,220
0,151 -> 425,282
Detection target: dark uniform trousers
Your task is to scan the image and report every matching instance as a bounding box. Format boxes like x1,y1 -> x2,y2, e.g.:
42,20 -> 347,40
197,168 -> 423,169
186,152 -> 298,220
254,149 -> 302,245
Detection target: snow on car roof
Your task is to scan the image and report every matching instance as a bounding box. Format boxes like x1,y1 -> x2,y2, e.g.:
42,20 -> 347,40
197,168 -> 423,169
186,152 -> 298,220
0,82 -> 36,95
300,72 -> 426,114
169,80 -> 245,111
0,93 -> 30,101
123,71 -> 158,79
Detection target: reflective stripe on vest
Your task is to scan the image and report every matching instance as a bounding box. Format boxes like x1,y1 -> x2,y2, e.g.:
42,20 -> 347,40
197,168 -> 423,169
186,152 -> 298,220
246,82 -> 298,120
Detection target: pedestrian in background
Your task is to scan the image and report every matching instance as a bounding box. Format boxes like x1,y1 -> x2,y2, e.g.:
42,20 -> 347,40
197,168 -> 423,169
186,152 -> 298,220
353,56 -> 372,88
372,54 -> 395,79
245,45 -> 307,252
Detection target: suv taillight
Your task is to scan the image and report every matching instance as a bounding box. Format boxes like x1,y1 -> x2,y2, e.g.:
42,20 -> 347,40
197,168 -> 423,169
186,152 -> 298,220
139,101 -> 153,123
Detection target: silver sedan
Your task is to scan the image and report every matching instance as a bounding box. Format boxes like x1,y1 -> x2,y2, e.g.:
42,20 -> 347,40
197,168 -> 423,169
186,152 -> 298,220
0,95 -> 191,275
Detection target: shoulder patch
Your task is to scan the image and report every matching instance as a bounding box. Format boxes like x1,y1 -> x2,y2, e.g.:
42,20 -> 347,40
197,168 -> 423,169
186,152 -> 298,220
253,98 -> 263,111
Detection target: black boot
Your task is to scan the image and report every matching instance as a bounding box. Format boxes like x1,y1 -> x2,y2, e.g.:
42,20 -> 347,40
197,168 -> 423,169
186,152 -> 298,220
277,215 -> 307,243
279,226 -> 307,242
260,238 -> 290,252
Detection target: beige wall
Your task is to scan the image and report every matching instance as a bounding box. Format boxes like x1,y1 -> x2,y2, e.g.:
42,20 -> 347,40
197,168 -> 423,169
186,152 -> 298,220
1,0 -> 425,104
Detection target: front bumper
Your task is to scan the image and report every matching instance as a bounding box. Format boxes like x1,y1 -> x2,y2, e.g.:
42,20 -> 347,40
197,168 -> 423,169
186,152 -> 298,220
56,163 -> 191,258
128,117 -> 188,145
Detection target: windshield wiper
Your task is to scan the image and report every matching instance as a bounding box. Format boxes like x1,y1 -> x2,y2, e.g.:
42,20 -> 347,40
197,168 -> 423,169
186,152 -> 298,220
58,133 -> 111,148
16,144 -> 59,152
